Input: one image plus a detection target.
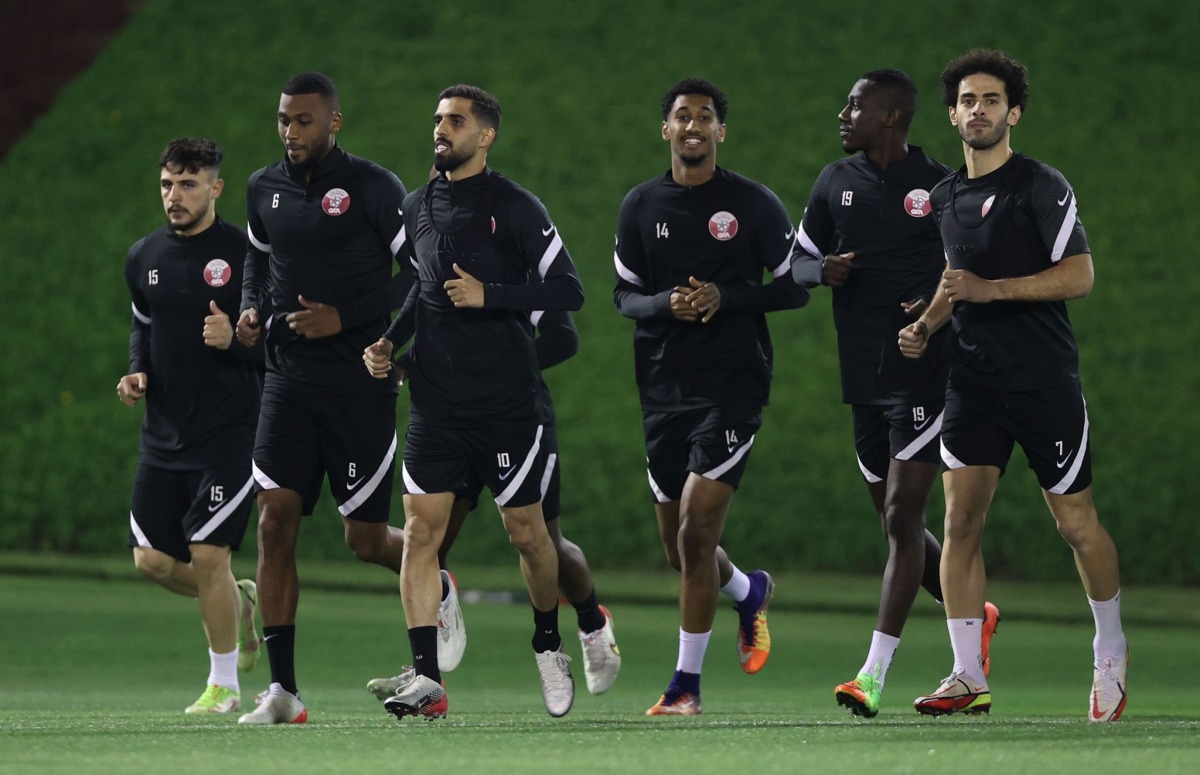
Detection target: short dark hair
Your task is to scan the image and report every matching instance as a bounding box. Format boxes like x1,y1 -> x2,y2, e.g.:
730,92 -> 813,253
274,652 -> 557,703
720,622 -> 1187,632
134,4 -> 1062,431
940,49 -> 1029,112
860,68 -> 918,129
282,71 -> 340,112
159,137 -> 222,174
438,84 -> 502,137
661,78 -> 728,123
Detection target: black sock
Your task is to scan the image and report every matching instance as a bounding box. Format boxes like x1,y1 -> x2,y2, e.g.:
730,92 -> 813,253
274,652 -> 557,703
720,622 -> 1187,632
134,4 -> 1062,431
572,588 -> 605,634
532,604 -> 561,653
263,625 -> 298,696
409,625 -> 441,684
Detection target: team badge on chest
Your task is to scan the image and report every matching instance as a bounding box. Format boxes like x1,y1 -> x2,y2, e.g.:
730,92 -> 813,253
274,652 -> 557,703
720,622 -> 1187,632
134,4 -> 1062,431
904,189 -> 932,217
203,259 -> 232,287
708,211 -> 738,241
322,188 -> 351,216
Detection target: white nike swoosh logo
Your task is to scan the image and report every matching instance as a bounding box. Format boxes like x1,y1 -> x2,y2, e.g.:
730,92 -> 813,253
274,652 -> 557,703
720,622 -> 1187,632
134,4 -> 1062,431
785,228 -> 795,240
914,418 -> 932,431
499,467 -> 517,481
346,478 -> 365,491
208,502 -> 224,512
1056,450 -> 1075,468
727,444 -> 738,453
542,225 -> 555,236
1057,191 -> 1070,206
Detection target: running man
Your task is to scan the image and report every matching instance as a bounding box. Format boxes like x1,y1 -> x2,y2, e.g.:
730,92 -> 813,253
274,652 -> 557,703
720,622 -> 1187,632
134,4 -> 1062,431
614,78 -> 809,716
363,84 -> 584,720
119,137 -> 261,715
234,72 -> 414,725
900,49 -> 1128,721
791,69 -> 999,717
364,305 -> 621,700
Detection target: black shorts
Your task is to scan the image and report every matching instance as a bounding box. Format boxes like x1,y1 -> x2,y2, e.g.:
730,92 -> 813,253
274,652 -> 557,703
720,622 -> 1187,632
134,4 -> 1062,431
852,402 -> 945,482
643,405 -> 762,503
403,420 -> 551,509
128,460 -> 255,562
453,424 -> 562,521
252,387 -> 397,522
941,382 -> 1093,495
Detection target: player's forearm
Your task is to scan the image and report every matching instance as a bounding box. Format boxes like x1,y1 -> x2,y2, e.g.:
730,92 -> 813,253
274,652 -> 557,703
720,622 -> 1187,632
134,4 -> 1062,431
721,279 -> 811,313
917,285 -> 953,335
534,311 -> 579,370
484,273 -> 584,312
614,288 -> 672,320
240,249 -> 270,314
989,253 -> 1094,303
338,268 -> 415,329
790,250 -> 824,288
128,320 -> 151,374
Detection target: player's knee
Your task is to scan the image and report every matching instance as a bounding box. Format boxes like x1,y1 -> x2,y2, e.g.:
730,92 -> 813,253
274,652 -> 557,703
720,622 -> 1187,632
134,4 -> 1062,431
883,503 -> 925,541
942,511 -> 983,545
403,515 -> 440,552
676,524 -> 718,565
133,548 -> 173,585
345,528 -> 386,564
187,543 -> 231,577
1053,511 -> 1098,551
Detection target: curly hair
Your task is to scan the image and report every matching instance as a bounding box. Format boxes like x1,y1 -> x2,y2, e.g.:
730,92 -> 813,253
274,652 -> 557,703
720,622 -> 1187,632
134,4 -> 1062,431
661,77 -> 728,123
159,137 -> 222,174
940,49 -> 1029,112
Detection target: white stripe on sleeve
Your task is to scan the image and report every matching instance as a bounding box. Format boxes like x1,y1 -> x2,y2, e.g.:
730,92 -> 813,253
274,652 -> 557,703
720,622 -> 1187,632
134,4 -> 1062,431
614,251 -> 645,287
247,222 -> 270,253
131,302 -> 151,325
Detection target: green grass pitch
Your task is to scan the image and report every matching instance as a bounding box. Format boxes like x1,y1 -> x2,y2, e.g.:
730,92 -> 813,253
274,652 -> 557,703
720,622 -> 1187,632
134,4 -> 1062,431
1,570 -> 1197,774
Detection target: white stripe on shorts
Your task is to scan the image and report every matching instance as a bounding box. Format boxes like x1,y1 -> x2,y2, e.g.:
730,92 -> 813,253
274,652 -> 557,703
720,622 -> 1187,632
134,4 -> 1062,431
1048,396 -> 1089,495
401,462 -> 426,495
192,475 -> 254,541
252,461 -> 281,491
701,434 -> 756,481
339,432 -> 398,516
894,410 -> 944,461
539,453 -> 557,501
129,511 -> 151,548
647,465 -> 671,504
494,425 -> 544,507
856,454 -> 884,483
940,438 -> 967,469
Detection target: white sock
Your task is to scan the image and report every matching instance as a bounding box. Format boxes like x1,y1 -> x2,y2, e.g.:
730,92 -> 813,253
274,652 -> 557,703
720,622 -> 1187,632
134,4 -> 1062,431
208,648 -> 239,691
676,629 -> 712,674
947,618 -> 985,684
720,566 -> 751,603
1088,590 -> 1127,661
858,630 -> 900,689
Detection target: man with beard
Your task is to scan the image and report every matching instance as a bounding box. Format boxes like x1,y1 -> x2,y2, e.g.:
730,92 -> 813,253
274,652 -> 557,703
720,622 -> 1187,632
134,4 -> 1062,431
361,84 -> 584,720
118,137 -> 262,714
613,78 -> 809,716
234,72 -> 415,725
899,49 -> 1128,722
790,69 -> 999,718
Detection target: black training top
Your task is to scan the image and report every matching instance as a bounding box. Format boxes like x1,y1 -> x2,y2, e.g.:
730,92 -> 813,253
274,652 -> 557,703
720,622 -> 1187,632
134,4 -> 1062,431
392,169 -> 584,426
614,167 -> 809,412
125,216 -> 262,469
792,147 -> 954,405
241,145 -> 412,395
931,153 -> 1090,391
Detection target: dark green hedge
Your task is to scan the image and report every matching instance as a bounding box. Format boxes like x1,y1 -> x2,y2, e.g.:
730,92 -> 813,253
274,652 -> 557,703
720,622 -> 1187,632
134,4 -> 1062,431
1,0 -> 1195,583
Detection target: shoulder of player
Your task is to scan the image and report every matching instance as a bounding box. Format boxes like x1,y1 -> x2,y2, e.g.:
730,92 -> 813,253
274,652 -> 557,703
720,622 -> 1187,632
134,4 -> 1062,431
1017,153 -> 1072,189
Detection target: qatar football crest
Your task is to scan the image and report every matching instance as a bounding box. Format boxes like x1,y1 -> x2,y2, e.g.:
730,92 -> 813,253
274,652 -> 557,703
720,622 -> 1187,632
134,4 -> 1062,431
904,189 -> 932,217
322,188 -> 351,216
708,211 -> 738,241
203,259 -> 232,287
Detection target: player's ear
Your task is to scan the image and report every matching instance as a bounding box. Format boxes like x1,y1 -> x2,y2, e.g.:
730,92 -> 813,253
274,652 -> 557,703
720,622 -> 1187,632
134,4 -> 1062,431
1007,105 -> 1022,126
661,121 -> 670,142
211,178 -> 225,199
330,111 -> 343,135
716,123 -> 726,143
948,105 -> 958,125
